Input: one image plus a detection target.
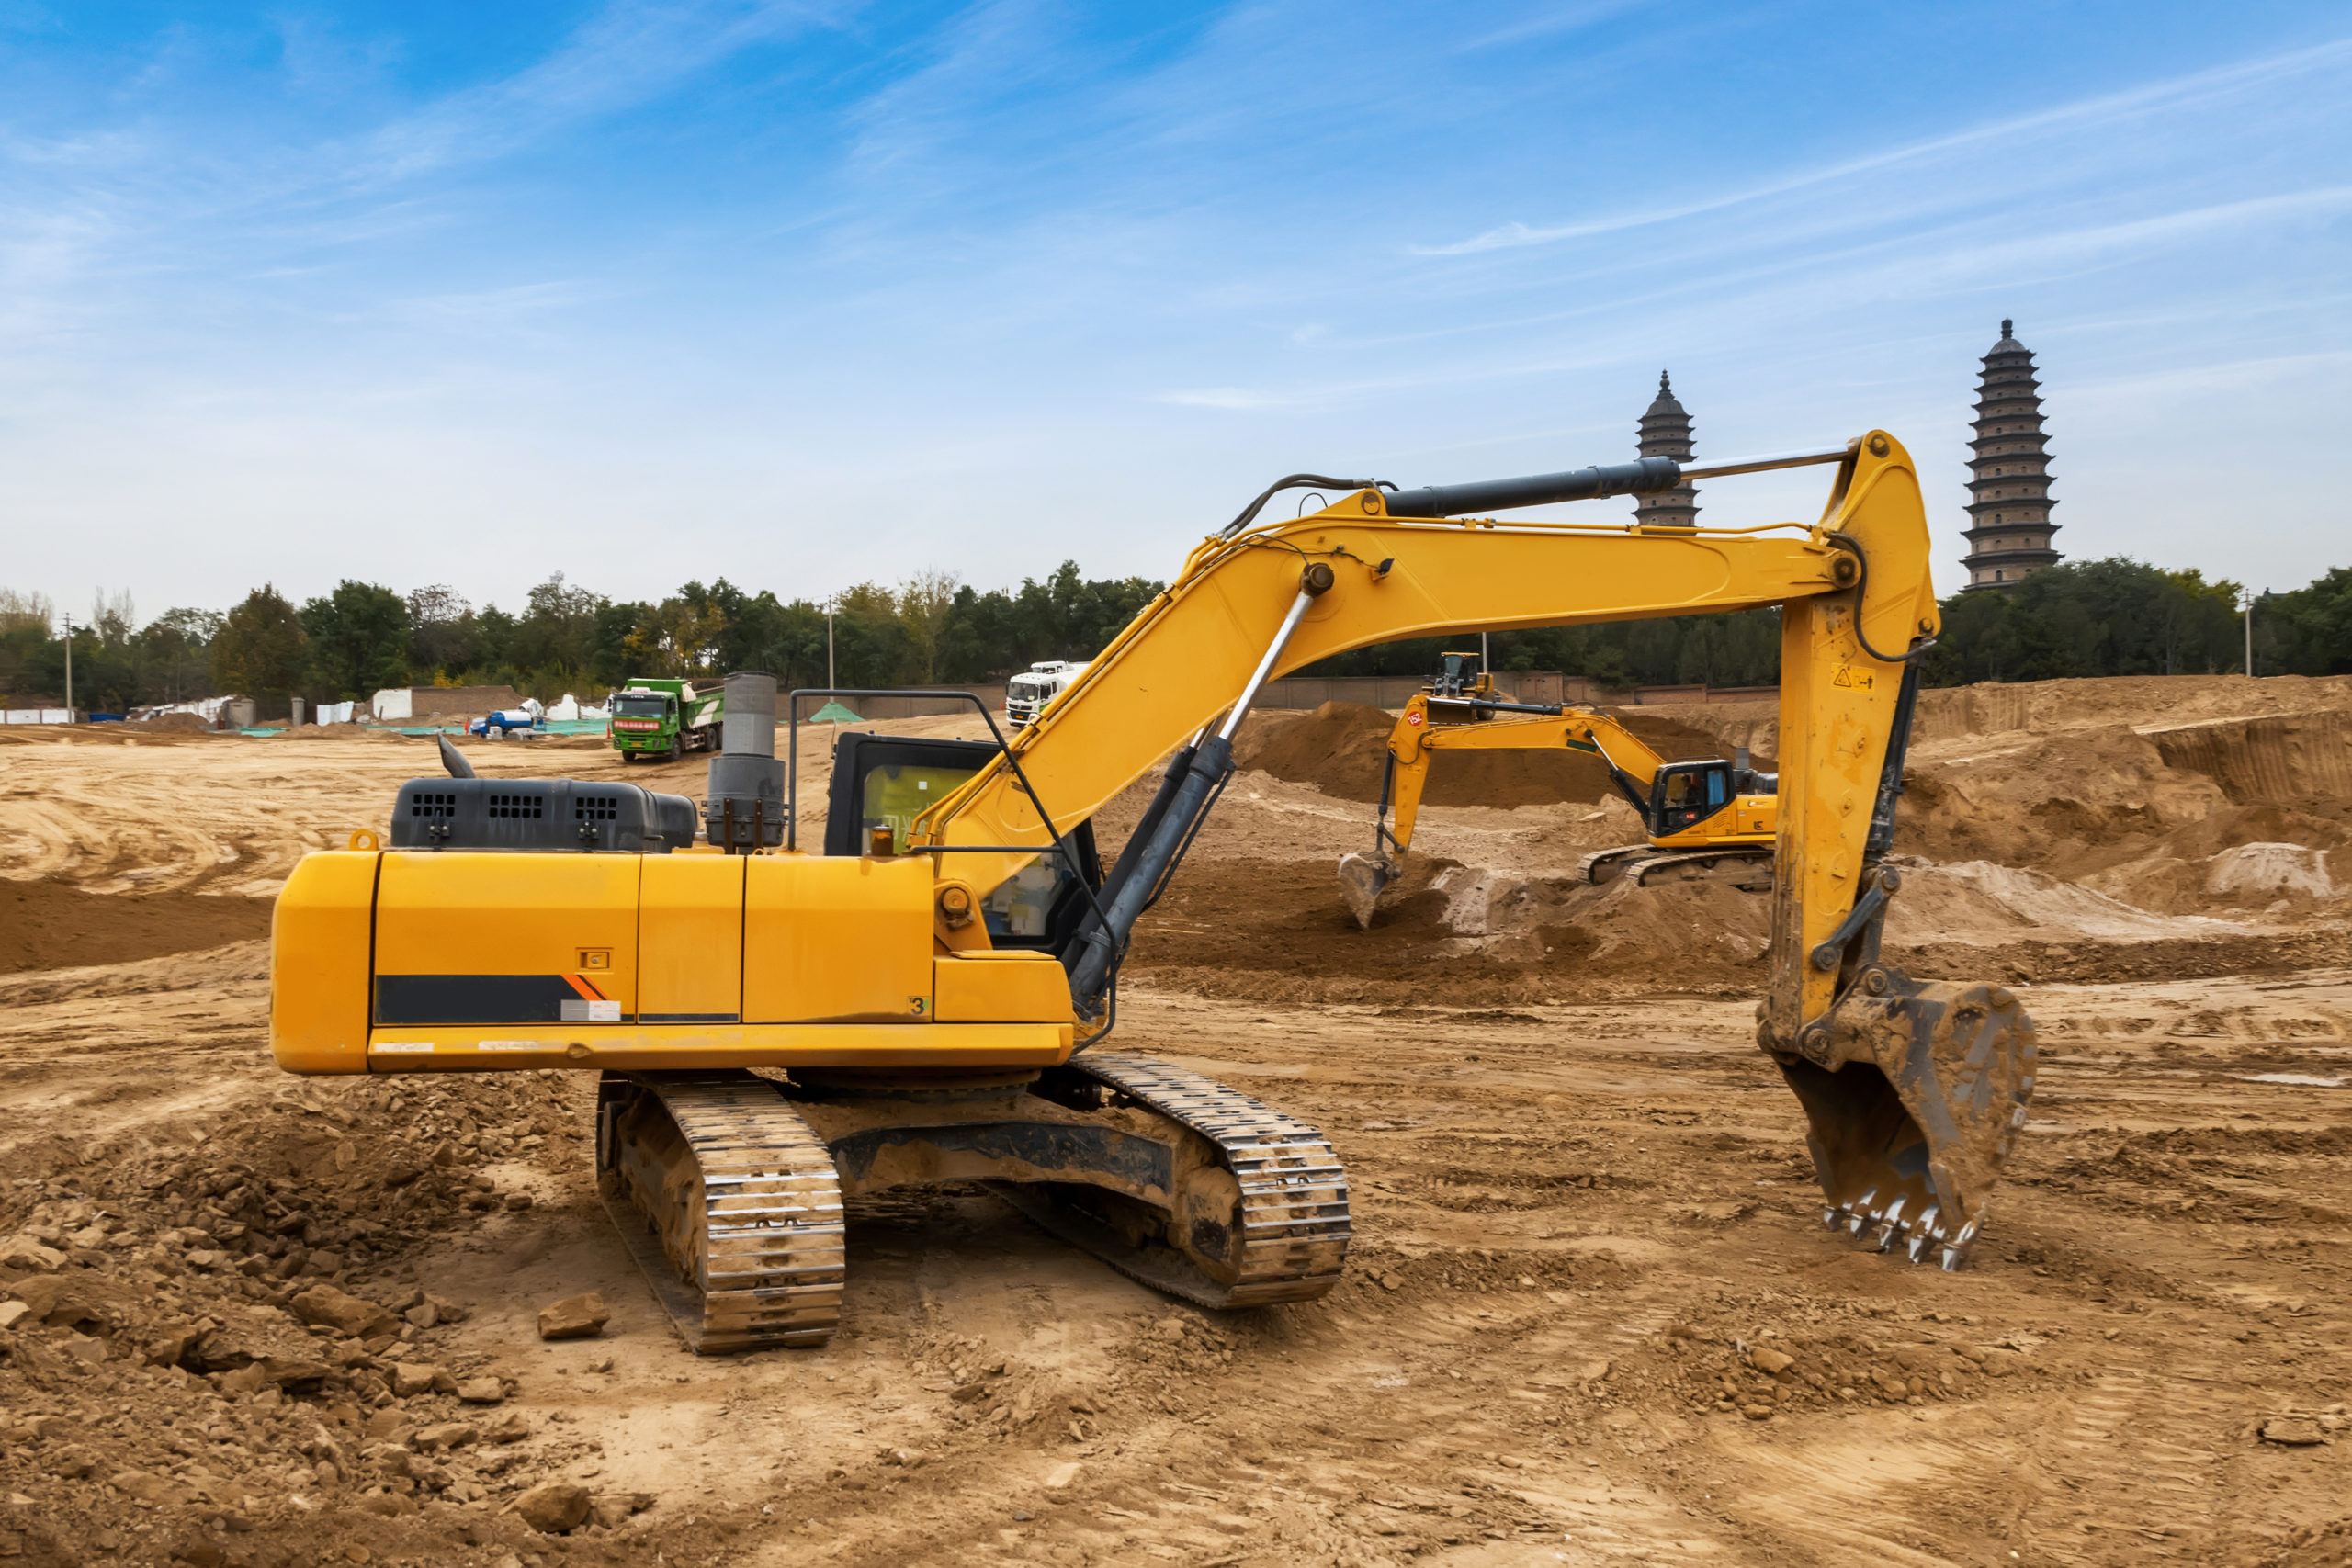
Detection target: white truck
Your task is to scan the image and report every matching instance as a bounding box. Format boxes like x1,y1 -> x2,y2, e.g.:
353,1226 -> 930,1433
1004,660 -> 1089,729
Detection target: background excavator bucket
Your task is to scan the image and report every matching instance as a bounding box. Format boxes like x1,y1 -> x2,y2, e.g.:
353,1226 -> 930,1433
1336,850 -> 1396,930
1773,976 -> 2038,1269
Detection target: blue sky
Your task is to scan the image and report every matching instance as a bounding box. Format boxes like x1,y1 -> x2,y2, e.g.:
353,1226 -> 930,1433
2,2 -> 2346,622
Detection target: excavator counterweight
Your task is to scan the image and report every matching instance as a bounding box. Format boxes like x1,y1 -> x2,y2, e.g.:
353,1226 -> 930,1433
269,427 -> 2036,1353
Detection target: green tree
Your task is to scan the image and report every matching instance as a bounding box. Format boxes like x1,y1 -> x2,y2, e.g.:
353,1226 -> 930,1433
511,572 -> 606,681
405,585 -> 474,679
211,585 -> 310,712
141,607 -> 225,705
2258,569 -> 2352,675
1925,558 -> 2245,684
301,581 -> 413,699
899,569 -> 959,682
0,589 -> 58,704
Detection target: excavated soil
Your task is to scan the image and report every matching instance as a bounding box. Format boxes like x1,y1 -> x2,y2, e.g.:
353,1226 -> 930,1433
0,883 -> 274,975
1,675 -> 2348,1568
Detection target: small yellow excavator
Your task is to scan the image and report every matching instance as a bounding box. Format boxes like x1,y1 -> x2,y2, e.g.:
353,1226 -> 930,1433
270,431 -> 2036,1353
1336,660 -> 1779,927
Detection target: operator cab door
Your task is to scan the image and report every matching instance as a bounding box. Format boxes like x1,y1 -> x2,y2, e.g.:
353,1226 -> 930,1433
1649,760 -> 1735,838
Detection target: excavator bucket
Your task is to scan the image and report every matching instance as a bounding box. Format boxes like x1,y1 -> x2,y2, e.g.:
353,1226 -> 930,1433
1336,850 -> 1396,930
1773,976 -> 2038,1269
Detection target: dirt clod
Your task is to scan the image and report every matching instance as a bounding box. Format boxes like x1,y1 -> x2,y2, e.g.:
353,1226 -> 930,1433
514,1480 -> 591,1533
536,1291 -> 610,1341
288,1284 -> 399,1339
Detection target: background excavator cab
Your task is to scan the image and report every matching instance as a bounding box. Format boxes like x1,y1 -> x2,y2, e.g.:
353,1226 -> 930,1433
1650,760 -> 1735,837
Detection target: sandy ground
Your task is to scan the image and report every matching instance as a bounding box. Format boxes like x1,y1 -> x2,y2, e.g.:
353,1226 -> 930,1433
2,679 -> 2349,1568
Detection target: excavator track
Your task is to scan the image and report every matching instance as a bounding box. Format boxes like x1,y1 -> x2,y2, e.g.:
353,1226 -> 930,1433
596,1070 -> 846,1354
1581,842 -> 1775,887
991,1052 -> 1352,1309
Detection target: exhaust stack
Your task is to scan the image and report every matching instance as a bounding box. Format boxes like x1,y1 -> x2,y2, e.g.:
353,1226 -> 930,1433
705,671 -> 786,852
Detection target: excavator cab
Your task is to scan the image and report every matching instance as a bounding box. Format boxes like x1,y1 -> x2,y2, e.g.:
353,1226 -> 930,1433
822,731 -> 1103,954
1649,760 -> 1736,837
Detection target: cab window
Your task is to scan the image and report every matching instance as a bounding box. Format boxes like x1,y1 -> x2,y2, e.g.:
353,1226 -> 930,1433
860,763 -> 980,855
1655,763 -> 1730,832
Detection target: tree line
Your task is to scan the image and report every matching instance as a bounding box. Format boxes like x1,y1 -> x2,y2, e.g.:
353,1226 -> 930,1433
0,567 -> 1162,714
3,555 -> 2347,715
1296,557 -> 2352,688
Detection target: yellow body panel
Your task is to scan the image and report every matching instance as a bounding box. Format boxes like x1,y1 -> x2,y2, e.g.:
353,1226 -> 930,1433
639,853 -> 746,1021
364,1021 -> 1073,1071
742,854 -> 933,1023
376,852 -> 642,1009
269,852 -> 379,1074
933,951 -> 1073,1022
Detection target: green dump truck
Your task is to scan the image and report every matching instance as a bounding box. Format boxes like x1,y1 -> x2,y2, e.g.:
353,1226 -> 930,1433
606,678 -> 722,763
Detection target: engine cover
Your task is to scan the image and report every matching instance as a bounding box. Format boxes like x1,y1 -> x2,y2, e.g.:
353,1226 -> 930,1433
390,777 -> 697,853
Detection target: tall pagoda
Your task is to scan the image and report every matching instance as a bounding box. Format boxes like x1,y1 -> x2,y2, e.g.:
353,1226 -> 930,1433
1960,320 -> 2062,589
1634,371 -> 1698,530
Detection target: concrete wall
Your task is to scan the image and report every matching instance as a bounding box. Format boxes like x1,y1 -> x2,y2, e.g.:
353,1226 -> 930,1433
785,687 -> 1009,723
392,684 -> 525,718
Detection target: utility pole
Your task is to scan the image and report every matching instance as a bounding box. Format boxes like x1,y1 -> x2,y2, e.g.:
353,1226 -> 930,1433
61,614 -> 74,719
2245,588 -> 2260,677
827,599 -> 836,690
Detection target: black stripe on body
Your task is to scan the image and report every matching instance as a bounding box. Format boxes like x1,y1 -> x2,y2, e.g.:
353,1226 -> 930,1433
377,974 -> 585,1025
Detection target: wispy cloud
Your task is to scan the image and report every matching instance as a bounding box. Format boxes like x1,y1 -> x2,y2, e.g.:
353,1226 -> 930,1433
1412,35 -> 2352,257
1158,387 -> 1297,411
356,1 -> 845,186
1452,0 -> 1655,53
0,4 -> 2346,609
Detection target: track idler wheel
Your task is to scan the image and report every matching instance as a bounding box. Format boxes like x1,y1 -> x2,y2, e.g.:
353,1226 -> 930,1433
1767,971 -> 2037,1269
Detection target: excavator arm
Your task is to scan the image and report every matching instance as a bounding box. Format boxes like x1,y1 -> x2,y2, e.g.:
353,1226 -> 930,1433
918,431 -> 2033,1266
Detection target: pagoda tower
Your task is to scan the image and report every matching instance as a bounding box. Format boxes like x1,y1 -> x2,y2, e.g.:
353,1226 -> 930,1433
1634,371 -> 1698,530
1960,320 -> 2062,589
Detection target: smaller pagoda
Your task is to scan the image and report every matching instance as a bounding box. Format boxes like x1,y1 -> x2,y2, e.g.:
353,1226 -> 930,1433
1960,320 -> 2063,589
1634,371 -> 1698,531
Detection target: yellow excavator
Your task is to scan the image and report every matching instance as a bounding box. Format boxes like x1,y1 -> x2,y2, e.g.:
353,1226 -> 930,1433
270,432 -> 2037,1353
1336,660 -> 1779,927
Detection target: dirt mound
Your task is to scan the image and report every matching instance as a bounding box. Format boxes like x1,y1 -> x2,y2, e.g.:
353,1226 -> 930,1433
277,722 -> 400,741
1649,673 -> 2352,762
127,712 -> 216,735
0,880 -> 275,974
2145,709 -> 2352,805
1896,714 -> 2352,915
1233,701 -> 1731,807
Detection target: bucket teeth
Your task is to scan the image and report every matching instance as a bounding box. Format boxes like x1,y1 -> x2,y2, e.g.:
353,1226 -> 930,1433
1905,1204 -> 1942,1262
1774,976 -> 2037,1274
